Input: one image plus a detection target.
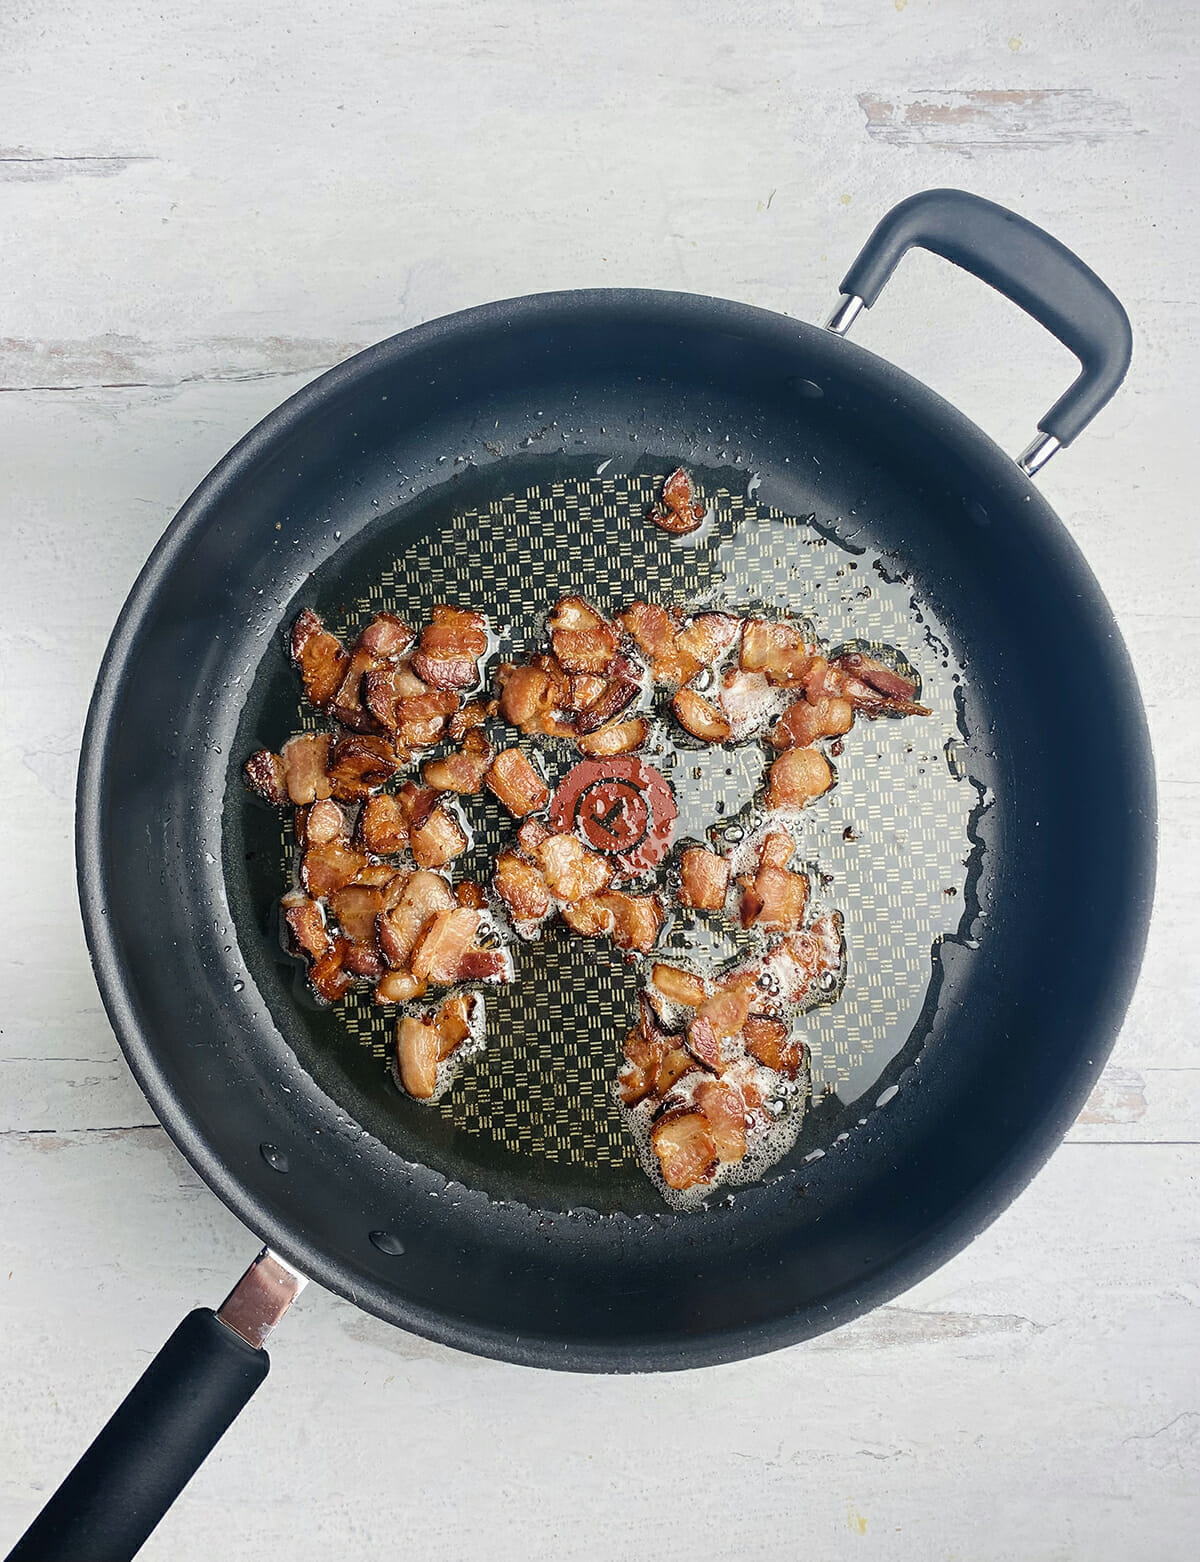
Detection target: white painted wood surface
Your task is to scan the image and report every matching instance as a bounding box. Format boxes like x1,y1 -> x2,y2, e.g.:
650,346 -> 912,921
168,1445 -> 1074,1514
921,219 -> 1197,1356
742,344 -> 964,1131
2,2 -> 1197,1556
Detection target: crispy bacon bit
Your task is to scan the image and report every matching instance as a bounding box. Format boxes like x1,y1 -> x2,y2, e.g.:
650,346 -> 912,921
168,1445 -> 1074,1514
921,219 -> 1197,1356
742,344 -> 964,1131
771,694 -> 854,750
617,601 -> 700,687
448,699 -> 497,742
396,1014 -> 440,1099
303,798 -> 348,848
433,992 -> 478,1061
672,686 -> 732,743
358,793 -> 409,854
676,612 -> 741,665
343,942 -> 385,979
596,892 -> 663,953
759,831 -> 794,871
330,647 -> 385,731
536,833 -> 613,902
327,734 -> 401,801
740,865 -> 809,931
576,717 -> 647,757
560,897 -> 616,938
281,891 -> 332,962
695,1079 -> 748,1162
291,609 -> 349,709
563,673 -> 609,713
677,846 -> 730,911
743,1015 -> 805,1076
301,841 -> 370,897
457,947 -> 514,983
410,907 -> 483,984
309,936 -> 354,1003
497,660 -> 566,734
548,596 -> 617,675
423,728 -> 494,793
410,803 -> 469,869
648,468 -> 706,536
831,651 -> 921,704
245,749 -> 289,805
485,747 -> 550,817
766,746 -> 834,809
355,613 -> 414,661
697,983 -> 753,1041
574,666 -> 641,734
494,850 -> 552,924
652,964 -> 707,1006
687,1013 -> 721,1069
617,1024 -> 663,1106
651,1110 -> 718,1189
374,968 -> 428,1004
516,817 -> 552,855
280,733 -> 334,805
455,880 -> 487,909
328,883 -> 385,944
378,870 -> 455,968
657,1046 -> 695,1096
411,607 -> 488,690
739,619 -> 812,687
355,860 -> 400,889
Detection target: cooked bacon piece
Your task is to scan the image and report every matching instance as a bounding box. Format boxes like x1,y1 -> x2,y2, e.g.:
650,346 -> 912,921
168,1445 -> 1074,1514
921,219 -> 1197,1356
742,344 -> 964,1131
494,850 -> 552,923
656,1046 -> 695,1097
497,659 -> 567,734
328,883 -> 385,944
672,686 -> 732,743
342,942 -> 385,980
651,1109 -> 718,1189
355,613 -> 414,661
803,654 -> 835,702
327,734 -> 401,801
330,648 -> 385,732
717,669 -> 772,738
280,733 -> 334,805
697,983 -> 753,1041
365,669 -> 456,746
396,1014 -> 440,1099
617,601 -> 700,687
302,798 -> 349,848
455,880 -> 487,909
560,897 -> 616,938
686,1014 -> 721,1069
766,746 -> 833,809
411,650 -> 481,690
244,749 -> 289,805
574,664 -> 642,734
516,817 -> 552,855
410,803 -> 469,869
617,1024 -> 664,1106
771,694 -> 854,750
281,891 -> 332,962
648,467 -> 706,536
485,747 -> 550,816
379,867 -> 413,910
423,729 -> 494,794
392,780 -> 437,827
652,963 -> 707,1007
410,907 -> 483,984
411,606 -> 488,689
676,612 -> 741,666
457,947 -> 514,983
448,699 -> 497,742
301,841 -> 369,897
695,1079 -> 748,1162
596,892 -> 663,953
758,831 -> 794,871
563,674 -> 608,713
739,619 -> 812,687
290,609 -> 349,709
548,596 -> 617,675
743,1015 -> 805,1077
309,936 -> 354,1003
830,651 -> 922,704
740,866 -> 809,932
358,792 -> 409,854
677,846 -> 730,911
374,968 -> 428,1004
576,717 -> 648,757
363,662 -> 425,729
433,992 -> 478,1061
378,870 -> 455,968
536,833 -> 613,902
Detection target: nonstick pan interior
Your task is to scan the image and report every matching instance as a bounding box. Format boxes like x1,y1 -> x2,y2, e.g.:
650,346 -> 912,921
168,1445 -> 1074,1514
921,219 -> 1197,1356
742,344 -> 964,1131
80,292 -> 1153,1365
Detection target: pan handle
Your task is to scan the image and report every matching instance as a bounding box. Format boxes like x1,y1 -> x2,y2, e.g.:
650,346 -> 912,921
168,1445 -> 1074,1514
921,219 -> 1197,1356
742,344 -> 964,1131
825,188 -> 1132,476
5,1249 -> 305,1562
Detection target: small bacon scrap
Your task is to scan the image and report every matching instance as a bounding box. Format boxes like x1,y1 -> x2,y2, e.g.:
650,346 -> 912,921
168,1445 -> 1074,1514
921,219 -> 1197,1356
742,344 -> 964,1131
536,832 -> 613,902
301,841 -> 369,897
494,850 -> 552,925
739,619 -> 812,688
358,793 -> 409,855
617,601 -> 701,687
485,747 -> 550,817
548,596 -> 617,675
328,883 -> 385,944
281,890 -> 332,962
594,891 -> 663,953
766,746 -> 834,809
396,1014 -> 440,1099
771,694 -> 854,750
433,992 -> 479,1061
326,734 -> 401,801
245,749 -> 289,805
411,605 -> 489,690
422,728 -> 494,793
375,969 -> 428,1004
651,1110 -> 718,1189
409,802 -> 469,869
743,1015 -> 805,1077
677,846 -> 730,911
560,897 -> 615,938
280,733 -> 334,805
651,963 -> 707,1007
672,686 -> 732,743
694,1079 -> 748,1162
648,468 -> 706,536
576,717 -> 647,757
497,659 -> 566,734
448,699 -> 498,742
378,870 -> 456,969
291,609 -> 349,709
410,907 -> 482,984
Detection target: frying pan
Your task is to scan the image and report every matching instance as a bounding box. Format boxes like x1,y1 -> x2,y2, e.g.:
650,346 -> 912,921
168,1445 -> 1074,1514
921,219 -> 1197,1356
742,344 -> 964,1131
8,189 -> 1154,1561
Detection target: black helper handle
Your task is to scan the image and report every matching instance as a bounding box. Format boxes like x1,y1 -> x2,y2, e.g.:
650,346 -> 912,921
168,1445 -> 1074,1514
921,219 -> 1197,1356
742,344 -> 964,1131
837,188 -> 1132,456
7,1250 -> 302,1562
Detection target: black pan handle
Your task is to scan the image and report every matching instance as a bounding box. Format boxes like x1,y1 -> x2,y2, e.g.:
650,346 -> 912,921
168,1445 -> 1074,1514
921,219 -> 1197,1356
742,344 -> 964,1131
827,188 -> 1132,475
6,1250 -> 304,1562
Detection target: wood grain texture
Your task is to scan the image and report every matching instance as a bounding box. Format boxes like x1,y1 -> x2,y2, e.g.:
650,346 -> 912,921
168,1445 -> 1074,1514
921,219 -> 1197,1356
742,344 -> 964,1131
1,1 -> 1197,1557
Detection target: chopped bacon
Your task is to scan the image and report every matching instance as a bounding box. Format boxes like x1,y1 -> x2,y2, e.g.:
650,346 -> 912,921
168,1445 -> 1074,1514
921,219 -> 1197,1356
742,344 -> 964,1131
455,880 -> 487,909
771,694 -> 854,750
485,747 -> 550,816
378,870 -> 455,968
358,793 -> 409,854
290,609 -> 349,709
380,867 -> 413,911
536,833 -> 613,902
717,669 -> 772,737
423,729 -> 494,793
677,846 -> 730,911
574,665 -> 641,734
281,891 -> 332,962
355,613 -> 414,661
328,883 -> 385,944
672,686 -> 732,743
244,749 -> 289,805
456,947 -> 514,983
562,674 -> 608,713
830,651 -> 922,704
740,865 -> 809,931
301,841 -> 369,897
280,733 -> 334,805
516,817 -> 552,855
309,936 -> 354,1003
743,1015 -> 805,1077
327,734 -> 401,801
396,1014 -> 440,1099
656,1046 -> 695,1097
342,942 -> 385,980
548,596 -> 617,675
497,660 -> 566,734
766,746 -> 833,809
374,968 -> 428,1004
365,670 -> 456,746
652,964 -> 707,1007
433,992 -> 478,1061
648,468 -> 706,536
676,612 -> 741,665
758,831 -> 794,871
739,619 -> 812,687
494,850 -> 552,924
697,983 -> 753,1041
448,699 -> 497,742
303,798 -> 348,848
651,1110 -> 717,1189
617,1025 -> 663,1106
596,892 -> 663,953
410,907 -> 483,984
330,647 -> 385,732
411,607 -> 488,689
410,803 -> 469,869
686,1013 -> 721,1069
617,601 -> 700,687
695,1079 -> 748,1162
576,717 -> 647,757
560,897 -> 616,938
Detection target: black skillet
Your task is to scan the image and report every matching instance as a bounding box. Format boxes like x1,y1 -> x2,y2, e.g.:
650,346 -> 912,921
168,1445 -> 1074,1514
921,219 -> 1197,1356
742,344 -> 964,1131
8,189 -> 1154,1562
